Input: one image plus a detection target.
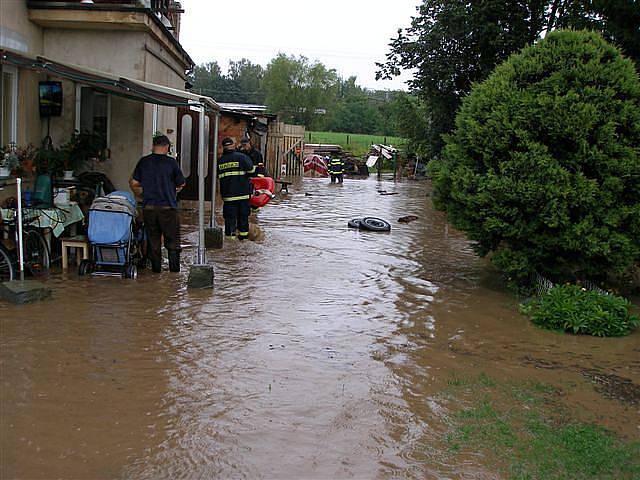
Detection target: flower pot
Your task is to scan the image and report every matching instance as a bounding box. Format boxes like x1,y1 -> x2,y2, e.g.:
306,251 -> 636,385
63,170 -> 74,180
0,167 -> 10,178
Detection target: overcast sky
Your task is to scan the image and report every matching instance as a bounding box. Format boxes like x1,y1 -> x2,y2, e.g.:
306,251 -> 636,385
180,0 -> 420,92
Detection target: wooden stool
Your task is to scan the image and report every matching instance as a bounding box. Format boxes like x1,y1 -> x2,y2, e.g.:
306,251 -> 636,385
61,235 -> 89,270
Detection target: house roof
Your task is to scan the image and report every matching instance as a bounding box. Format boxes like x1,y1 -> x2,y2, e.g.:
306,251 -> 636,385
217,103 -> 276,119
218,103 -> 268,113
1,48 -> 218,110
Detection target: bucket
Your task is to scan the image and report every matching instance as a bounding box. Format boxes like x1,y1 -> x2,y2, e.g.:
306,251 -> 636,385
54,188 -> 70,206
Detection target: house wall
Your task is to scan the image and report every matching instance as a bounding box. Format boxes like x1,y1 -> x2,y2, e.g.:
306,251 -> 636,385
0,0 -> 44,55
106,96 -> 144,189
1,4 -> 192,191
1,0 -> 44,147
218,114 -> 250,152
141,44 -> 184,154
43,29 -> 146,79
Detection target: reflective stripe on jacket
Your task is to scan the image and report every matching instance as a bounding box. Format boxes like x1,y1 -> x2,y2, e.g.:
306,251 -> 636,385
218,150 -> 255,202
328,158 -> 344,174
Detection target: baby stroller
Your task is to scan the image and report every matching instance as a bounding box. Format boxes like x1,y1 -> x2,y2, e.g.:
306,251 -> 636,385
79,191 -> 143,279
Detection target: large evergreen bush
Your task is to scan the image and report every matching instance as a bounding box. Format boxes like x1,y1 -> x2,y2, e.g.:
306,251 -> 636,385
431,30 -> 640,283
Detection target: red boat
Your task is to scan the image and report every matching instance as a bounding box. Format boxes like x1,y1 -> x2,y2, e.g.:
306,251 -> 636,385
249,177 -> 276,208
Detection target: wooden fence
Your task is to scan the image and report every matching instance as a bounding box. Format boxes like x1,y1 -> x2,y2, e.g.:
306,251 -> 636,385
265,122 -> 305,178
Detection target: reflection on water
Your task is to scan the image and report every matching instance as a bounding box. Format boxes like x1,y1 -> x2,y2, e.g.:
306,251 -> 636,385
1,177 -> 638,479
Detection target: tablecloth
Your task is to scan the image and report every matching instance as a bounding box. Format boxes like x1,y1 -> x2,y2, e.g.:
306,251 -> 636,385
1,204 -> 84,237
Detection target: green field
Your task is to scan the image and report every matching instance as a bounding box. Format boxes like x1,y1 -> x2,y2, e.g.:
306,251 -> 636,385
306,131 -> 406,156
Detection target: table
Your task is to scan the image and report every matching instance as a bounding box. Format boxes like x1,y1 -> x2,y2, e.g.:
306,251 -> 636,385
1,203 -> 84,238
274,179 -> 292,194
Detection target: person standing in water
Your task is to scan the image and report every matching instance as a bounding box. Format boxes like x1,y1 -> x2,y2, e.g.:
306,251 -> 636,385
130,135 -> 185,273
328,156 -> 344,184
218,137 -> 255,240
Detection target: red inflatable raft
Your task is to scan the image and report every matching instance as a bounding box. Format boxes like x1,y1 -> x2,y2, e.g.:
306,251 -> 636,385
249,177 -> 276,208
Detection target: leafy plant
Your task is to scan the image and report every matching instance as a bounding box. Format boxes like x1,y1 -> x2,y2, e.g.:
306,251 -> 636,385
431,30 -> 640,283
1,144 -> 37,175
521,284 -> 639,337
61,130 -> 106,172
34,147 -> 65,175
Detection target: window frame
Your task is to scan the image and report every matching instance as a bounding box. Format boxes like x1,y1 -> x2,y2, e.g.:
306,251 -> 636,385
74,84 -> 111,148
1,65 -> 19,145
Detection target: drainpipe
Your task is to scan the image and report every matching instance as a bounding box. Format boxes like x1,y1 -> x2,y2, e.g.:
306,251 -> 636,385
210,112 -> 219,228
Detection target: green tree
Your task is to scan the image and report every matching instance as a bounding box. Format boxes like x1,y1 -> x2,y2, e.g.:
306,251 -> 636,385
191,61 -> 231,99
328,77 -> 383,134
378,0 -> 547,156
227,59 -> 265,104
378,0 -> 640,159
389,93 -> 430,156
262,54 -> 339,128
191,59 -> 266,103
431,30 -> 640,283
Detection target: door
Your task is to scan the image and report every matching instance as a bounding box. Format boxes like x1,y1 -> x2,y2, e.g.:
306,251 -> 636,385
176,107 -> 215,201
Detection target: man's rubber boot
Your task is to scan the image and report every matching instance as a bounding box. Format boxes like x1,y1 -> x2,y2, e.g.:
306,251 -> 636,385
168,250 -> 181,273
151,259 -> 162,273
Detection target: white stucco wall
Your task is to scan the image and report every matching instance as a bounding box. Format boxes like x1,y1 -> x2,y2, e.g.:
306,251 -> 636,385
0,0 -> 44,55
43,29 -> 146,79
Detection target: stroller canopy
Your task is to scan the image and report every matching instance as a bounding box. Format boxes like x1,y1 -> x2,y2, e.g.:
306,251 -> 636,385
88,191 -> 137,245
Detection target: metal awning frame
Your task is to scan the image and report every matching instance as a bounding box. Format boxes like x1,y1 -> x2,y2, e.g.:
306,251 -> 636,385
1,47 -> 218,273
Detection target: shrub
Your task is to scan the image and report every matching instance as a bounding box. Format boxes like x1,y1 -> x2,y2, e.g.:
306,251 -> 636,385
522,284 -> 639,336
430,30 -> 640,283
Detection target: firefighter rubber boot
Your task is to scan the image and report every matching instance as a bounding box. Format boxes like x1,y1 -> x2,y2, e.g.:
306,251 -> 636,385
168,250 -> 181,273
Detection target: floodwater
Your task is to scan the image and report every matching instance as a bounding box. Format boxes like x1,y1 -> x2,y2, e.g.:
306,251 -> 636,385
1,177 -> 638,479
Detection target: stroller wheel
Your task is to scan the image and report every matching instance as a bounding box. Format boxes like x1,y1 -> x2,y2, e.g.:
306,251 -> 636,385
124,263 -> 138,279
78,260 -> 94,276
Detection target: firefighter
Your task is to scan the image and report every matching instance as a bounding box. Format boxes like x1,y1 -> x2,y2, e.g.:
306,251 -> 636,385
328,156 -> 344,184
218,137 -> 255,240
239,138 -> 265,177
130,135 -> 185,273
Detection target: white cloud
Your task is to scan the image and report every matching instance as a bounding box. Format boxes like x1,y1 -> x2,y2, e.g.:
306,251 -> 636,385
179,0 -> 419,91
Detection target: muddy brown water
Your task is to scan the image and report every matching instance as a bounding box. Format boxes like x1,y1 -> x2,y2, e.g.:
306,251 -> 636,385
1,177 -> 638,479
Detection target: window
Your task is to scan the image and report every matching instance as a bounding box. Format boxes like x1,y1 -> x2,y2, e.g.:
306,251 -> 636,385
1,65 -> 18,146
75,85 -> 110,148
180,114 -> 192,178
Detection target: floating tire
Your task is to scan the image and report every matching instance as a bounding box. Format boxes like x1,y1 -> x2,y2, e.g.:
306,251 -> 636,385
360,217 -> 391,232
348,218 -> 363,229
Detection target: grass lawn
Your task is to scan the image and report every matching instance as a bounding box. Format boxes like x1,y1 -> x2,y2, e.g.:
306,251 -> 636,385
443,374 -> 640,479
306,131 -> 407,156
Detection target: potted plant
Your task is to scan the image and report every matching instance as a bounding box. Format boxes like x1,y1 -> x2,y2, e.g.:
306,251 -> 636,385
0,144 -> 20,178
61,130 -> 106,179
34,146 -> 65,176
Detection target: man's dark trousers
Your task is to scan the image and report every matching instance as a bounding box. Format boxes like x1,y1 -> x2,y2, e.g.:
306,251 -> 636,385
143,206 -> 180,272
223,199 -> 250,240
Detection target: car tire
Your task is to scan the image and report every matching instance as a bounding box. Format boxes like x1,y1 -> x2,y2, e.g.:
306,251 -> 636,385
348,218 -> 363,229
360,217 -> 391,232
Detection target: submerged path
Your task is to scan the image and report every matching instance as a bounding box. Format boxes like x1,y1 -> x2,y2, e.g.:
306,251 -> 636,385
1,177 -> 638,479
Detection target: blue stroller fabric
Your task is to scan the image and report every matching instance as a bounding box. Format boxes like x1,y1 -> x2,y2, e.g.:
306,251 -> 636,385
88,191 -> 137,245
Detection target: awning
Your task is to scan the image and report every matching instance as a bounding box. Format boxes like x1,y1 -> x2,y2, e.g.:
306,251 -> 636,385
1,48 -> 219,111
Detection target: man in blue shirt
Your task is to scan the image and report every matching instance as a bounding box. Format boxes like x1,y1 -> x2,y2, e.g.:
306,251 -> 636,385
130,135 -> 186,273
